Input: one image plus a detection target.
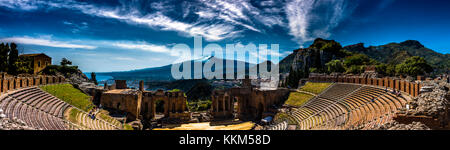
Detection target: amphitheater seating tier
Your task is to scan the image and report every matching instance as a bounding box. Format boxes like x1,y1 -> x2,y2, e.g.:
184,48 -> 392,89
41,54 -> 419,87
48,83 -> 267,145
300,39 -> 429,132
266,121 -> 288,130
0,87 -> 121,130
288,83 -> 407,130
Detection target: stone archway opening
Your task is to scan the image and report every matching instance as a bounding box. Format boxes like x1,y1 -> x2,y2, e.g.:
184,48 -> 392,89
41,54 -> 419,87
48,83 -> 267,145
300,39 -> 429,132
257,103 -> 264,120
154,99 -> 166,119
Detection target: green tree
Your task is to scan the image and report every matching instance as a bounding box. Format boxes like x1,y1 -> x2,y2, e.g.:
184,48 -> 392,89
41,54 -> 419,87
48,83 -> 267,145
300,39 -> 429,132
309,67 -> 319,73
15,56 -> 33,74
346,65 -> 365,74
375,64 -> 387,76
325,60 -> 345,73
343,54 -> 371,67
0,43 -> 10,72
287,66 -> 303,88
395,56 -> 433,76
386,64 -> 396,76
60,58 -> 72,66
8,43 -> 19,75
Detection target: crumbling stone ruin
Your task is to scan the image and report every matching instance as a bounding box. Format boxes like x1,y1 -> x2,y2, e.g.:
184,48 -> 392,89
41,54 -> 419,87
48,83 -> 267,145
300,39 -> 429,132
99,80 -> 190,121
211,78 -> 291,120
395,79 -> 449,129
404,82 -> 448,116
375,121 -> 431,130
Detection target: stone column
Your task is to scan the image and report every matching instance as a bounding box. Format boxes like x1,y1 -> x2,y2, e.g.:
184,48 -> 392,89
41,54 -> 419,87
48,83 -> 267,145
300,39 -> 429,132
0,79 -> 2,95
139,80 -> 144,91
222,98 -> 226,113
406,82 -> 410,95
216,96 -> 219,112
414,83 -> 419,97
400,81 -> 404,92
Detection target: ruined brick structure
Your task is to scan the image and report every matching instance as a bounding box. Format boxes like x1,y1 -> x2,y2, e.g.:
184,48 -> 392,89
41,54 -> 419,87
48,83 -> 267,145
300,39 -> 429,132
0,72 -> 65,96
19,53 -> 52,74
141,90 -> 190,120
211,78 -> 290,120
99,80 -> 190,121
114,80 -> 127,89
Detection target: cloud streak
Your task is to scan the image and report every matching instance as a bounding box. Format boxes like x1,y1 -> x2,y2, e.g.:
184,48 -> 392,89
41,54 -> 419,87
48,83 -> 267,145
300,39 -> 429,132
285,0 -> 353,46
0,36 -> 97,49
0,0 -> 355,46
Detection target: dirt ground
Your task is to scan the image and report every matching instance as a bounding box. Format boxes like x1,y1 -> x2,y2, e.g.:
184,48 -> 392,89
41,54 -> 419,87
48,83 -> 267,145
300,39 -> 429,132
153,121 -> 255,130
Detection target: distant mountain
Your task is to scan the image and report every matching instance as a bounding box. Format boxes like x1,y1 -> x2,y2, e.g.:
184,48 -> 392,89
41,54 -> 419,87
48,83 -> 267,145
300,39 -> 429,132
344,40 -> 450,74
96,56 -> 256,82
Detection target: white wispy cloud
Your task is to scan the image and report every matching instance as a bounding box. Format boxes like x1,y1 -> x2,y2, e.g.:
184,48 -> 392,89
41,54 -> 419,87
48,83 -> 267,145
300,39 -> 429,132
0,0 -> 240,41
1,0 -> 355,46
113,57 -> 137,61
0,0 -> 40,10
285,0 -> 353,45
0,36 -> 97,49
62,21 -> 89,33
197,0 -> 262,32
113,42 -> 172,53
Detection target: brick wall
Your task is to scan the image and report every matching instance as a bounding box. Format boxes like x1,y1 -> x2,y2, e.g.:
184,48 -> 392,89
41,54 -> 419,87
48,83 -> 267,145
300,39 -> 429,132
308,75 -> 420,97
0,74 -> 66,95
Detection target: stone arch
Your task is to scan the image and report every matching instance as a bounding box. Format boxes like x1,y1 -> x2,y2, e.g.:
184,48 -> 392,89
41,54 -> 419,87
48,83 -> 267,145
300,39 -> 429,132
257,102 -> 264,119
172,103 -> 176,113
154,99 -> 167,115
116,102 -> 121,109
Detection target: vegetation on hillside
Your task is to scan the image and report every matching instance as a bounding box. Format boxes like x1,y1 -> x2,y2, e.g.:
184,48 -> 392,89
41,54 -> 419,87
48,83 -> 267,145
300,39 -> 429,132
285,66 -> 306,88
41,58 -> 80,77
299,82 -> 332,94
344,40 -> 449,76
40,84 -> 94,111
282,38 -> 437,87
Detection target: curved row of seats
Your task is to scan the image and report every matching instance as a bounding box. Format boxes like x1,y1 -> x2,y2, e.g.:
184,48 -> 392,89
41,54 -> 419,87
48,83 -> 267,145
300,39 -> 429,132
288,83 -> 407,130
319,84 -> 361,101
266,121 -> 288,130
1,87 -> 121,130
0,96 -> 67,130
74,111 -> 118,130
9,88 -> 71,119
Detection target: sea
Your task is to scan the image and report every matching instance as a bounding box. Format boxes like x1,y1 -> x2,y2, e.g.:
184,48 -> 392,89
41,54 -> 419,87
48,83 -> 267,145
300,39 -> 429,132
84,72 -> 114,82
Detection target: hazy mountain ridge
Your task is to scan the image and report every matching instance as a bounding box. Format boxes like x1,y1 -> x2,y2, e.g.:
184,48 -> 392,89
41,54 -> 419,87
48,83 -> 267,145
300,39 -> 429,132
344,40 -> 449,74
96,56 -> 256,82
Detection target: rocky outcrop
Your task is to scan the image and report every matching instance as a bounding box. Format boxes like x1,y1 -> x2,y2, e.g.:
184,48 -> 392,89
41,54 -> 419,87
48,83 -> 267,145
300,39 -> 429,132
68,71 -> 89,85
0,109 -> 35,130
290,38 -> 348,73
375,121 -> 431,130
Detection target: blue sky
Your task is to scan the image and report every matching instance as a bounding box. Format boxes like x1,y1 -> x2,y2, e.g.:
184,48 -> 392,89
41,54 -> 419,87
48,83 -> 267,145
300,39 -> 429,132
0,0 -> 448,72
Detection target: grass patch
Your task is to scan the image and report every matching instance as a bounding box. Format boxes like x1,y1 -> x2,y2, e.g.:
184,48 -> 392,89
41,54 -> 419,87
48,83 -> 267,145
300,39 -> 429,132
123,124 -> 134,130
274,113 -> 297,125
68,108 -> 80,123
285,92 -> 314,107
299,82 -> 332,94
97,111 -> 122,127
40,83 -> 94,112
187,100 -> 212,111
